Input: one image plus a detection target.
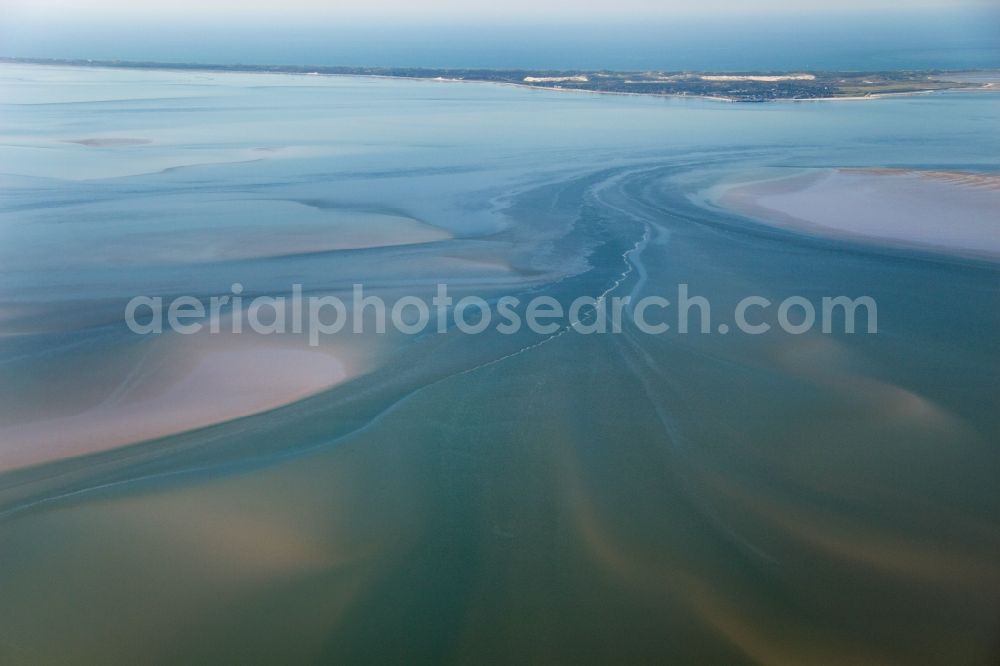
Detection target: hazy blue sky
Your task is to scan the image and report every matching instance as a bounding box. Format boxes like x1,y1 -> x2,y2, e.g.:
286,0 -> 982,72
2,0 -> 997,70
5,0 -> 997,19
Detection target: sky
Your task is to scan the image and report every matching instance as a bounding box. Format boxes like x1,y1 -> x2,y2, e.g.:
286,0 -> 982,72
3,0 -> 996,20
1,0 -> 997,70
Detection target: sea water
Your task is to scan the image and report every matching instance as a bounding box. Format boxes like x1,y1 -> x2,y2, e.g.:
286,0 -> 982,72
0,63 -> 998,663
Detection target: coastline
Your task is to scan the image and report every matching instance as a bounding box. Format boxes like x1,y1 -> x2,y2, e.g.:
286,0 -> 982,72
2,57 -> 993,104
435,78 -> 739,103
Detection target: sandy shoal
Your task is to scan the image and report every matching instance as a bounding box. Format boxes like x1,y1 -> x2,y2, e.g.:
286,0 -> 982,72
0,331 -> 372,473
717,168 -> 1000,260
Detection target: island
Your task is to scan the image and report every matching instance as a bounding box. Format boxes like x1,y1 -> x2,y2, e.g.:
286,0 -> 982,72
2,57 -> 995,102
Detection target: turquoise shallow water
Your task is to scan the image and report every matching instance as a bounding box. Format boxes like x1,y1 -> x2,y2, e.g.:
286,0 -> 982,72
0,64 -> 999,663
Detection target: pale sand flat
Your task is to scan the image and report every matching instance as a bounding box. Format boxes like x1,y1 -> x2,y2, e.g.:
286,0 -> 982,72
717,168 -> 1000,260
141,212 -> 454,263
64,138 -> 152,147
844,168 -> 1000,191
0,333 -> 370,472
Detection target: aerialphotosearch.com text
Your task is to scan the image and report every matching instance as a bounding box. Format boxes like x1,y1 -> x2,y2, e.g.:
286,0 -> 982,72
125,283 -> 877,346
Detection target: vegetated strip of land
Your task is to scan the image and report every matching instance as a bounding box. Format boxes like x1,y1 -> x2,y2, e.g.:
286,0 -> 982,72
2,57 -> 991,101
